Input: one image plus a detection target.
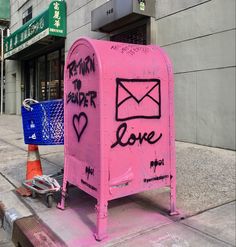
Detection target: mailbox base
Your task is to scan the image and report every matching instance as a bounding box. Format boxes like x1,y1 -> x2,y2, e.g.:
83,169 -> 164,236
94,231 -> 108,241
169,211 -> 179,216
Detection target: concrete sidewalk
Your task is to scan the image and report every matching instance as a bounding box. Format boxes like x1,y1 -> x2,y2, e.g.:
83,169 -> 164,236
0,115 -> 235,246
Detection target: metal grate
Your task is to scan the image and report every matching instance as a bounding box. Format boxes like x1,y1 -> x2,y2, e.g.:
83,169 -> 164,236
111,24 -> 147,45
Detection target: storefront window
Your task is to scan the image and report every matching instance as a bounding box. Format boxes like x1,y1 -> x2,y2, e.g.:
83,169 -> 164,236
29,48 -> 65,101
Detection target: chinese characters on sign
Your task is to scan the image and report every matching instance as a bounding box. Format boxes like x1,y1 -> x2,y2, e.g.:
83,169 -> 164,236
5,17 -> 45,53
49,0 -> 66,35
53,2 -> 61,28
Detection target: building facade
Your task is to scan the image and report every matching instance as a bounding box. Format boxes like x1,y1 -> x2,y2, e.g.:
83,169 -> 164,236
4,0 -> 236,150
0,0 -> 10,115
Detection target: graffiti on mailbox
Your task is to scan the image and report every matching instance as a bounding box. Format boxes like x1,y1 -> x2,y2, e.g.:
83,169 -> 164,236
150,159 -> 164,173
85,166 -> 94,180
143,175 -> 169,183
81,179 -> 97,191
111,123 -> 162,148
111,78 -> 162,149
111,44 -> 149,56
115,78 -> 161,121
67,54 -> 95,78
66,79 -> 97,108
72,112 -> 88,142
66,53 -> 97,143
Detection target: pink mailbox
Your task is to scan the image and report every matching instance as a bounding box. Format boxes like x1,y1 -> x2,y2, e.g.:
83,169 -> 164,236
58,37 -> 177,240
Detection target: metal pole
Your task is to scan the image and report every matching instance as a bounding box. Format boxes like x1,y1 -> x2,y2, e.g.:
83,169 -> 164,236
0,28 -> 4,115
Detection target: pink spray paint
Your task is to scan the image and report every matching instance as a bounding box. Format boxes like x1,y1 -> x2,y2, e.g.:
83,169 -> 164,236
58,37 -> 177,240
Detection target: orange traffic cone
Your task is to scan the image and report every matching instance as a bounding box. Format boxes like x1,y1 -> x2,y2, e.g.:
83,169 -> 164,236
26,144 -> 43,180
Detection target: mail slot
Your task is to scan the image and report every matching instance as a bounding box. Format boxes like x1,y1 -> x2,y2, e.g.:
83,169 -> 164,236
58,37 -> 177,240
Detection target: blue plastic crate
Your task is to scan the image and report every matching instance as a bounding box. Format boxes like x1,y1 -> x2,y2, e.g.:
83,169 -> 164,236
21,99 -> 64,145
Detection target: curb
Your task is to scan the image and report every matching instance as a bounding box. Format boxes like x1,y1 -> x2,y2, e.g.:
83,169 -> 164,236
0,190 -> 66,247
0,190 -> 32,237
12,215 -> 66,247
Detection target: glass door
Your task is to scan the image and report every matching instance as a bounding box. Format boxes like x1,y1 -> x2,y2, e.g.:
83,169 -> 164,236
24,60 -> 36,99
47,50 -> 60,100
37,55 -> 46,101
36,48 -> 64,101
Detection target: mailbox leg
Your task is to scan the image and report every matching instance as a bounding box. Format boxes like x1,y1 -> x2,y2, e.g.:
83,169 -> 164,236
94,201 -> 108,241
170,176 -> 178,216
57,180 -> 68,210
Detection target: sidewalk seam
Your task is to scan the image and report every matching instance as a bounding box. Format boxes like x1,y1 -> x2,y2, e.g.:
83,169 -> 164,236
0,173 -> 17,189
0,139 -> 27,153
106,221 -> 173,247
183,200 -> 236,219
180,222 -> 235,247
0,138 -> 63,168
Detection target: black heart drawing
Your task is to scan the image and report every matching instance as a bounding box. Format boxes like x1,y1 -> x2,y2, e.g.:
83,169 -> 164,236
73,112 -> 88,142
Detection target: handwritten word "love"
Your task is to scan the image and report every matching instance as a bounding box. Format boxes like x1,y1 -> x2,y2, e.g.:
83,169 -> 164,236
111,123 -> 162,148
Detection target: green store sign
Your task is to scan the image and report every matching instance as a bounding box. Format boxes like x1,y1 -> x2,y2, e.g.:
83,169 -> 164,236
4,0 -> 66,58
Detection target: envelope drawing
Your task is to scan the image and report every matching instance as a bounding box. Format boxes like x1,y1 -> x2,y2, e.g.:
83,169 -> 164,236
115,78 -> 161,121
